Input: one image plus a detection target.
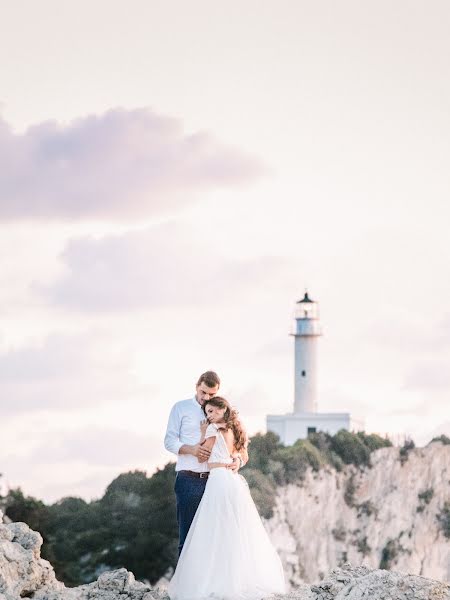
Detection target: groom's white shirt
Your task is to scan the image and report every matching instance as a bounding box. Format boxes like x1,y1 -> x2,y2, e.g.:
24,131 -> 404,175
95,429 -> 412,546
164,397 -> 209,473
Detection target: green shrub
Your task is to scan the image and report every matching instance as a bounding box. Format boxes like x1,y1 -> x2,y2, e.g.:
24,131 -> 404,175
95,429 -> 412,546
437,502 -> 450,538
265,459 -> 286,486
356,431 -> 392,452
417,488 -> 434,512
308,431 -> 332,452
243,432 -> 281,474
344,474 -> 357,507
3,488 -> 50,534
399,439 -> 415,465
274,439 -> 325,484
331,430 -> 371,466
243,469 -> 277,519
357,500 -> 377,517
429,435 -> 450,445
308,432 -> 345,471
418,489 -> 434,503
332,525 -> 347,541
355,535 -> 371,556
379,539 -> 399,569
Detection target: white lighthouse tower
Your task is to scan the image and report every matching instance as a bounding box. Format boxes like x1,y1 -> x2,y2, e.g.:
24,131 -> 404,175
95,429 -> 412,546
266,292 -> 363,445
293,292 -> 322,414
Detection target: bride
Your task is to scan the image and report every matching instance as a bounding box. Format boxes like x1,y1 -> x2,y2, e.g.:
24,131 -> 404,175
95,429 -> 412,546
168,396 -> 286,600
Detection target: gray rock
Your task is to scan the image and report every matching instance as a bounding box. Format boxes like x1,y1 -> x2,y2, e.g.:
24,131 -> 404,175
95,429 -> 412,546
305,564 -> 450,600
0,519 -> 64,600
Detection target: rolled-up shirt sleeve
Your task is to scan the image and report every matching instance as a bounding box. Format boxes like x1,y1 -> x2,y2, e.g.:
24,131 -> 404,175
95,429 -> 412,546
164,403 -> 183,455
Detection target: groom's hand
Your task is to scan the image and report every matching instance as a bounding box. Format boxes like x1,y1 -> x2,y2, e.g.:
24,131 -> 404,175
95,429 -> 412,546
179,444 -> 210,461
192,443 -> 211,462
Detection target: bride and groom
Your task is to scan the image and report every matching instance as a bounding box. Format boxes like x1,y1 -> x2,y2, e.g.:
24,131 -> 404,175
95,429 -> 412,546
164,371 -> 286,600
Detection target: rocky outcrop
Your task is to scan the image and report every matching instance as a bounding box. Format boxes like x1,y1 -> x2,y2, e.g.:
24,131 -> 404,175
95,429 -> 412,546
307,564 -> 450,599
1,512 -> 450,600
0,514 -> 63,599
266,442 -> 450,585
31,569 -> 168,600
0,513 -> 165,600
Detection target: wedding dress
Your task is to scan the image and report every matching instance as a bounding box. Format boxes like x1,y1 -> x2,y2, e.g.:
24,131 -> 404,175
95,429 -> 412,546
168,423 -> 286,600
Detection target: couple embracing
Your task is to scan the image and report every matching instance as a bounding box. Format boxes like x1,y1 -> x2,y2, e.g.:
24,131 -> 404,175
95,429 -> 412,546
164,371 -> 286,600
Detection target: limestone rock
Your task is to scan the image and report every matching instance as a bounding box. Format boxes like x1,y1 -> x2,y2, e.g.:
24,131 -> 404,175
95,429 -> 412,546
306,564 -> 450,600
0,519 -> 63,600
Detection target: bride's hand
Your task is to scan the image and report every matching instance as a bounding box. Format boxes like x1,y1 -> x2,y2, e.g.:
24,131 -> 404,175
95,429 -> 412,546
227,457 -> 240,472
200,418 -> 209,437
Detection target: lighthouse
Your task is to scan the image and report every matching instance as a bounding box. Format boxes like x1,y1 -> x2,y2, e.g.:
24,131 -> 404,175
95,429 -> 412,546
266,292 -> 363,445
292,292 -> 322,414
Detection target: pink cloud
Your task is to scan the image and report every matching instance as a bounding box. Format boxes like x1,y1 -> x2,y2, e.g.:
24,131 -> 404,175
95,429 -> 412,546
0,108 -> 265,221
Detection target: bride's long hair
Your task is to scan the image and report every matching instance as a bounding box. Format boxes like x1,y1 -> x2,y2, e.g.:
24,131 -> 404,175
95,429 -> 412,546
203,396 -> 248,452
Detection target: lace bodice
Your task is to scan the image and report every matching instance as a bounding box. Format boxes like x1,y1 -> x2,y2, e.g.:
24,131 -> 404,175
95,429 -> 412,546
205,423 -> 233,464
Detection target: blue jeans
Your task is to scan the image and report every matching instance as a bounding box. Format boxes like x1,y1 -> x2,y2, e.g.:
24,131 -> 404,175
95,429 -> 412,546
174,471 -> 208,556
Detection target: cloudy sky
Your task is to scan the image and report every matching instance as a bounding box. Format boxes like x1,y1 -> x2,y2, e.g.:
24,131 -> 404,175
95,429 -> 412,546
0,0 -> 449,503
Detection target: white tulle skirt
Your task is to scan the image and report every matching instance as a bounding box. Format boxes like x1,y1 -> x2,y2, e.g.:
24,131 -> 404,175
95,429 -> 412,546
168,468 -> 286,600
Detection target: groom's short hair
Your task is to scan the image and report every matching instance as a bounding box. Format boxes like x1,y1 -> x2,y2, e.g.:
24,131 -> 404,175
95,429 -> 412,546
197,371 -> 220,389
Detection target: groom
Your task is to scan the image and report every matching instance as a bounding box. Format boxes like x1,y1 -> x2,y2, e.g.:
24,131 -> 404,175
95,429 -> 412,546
164,370 -> 242,556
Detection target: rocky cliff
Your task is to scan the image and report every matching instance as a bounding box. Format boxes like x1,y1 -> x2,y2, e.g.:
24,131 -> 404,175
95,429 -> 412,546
266,441 -> 450,586
1,511 -> 450,600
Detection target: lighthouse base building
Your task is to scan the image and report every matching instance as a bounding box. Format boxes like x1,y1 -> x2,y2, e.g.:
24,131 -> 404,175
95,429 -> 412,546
267,412 -> 364,446
266,292 -> 364,446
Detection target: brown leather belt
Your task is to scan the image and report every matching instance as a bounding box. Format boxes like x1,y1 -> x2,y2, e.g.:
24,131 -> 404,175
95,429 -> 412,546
178,470 -> 209,479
